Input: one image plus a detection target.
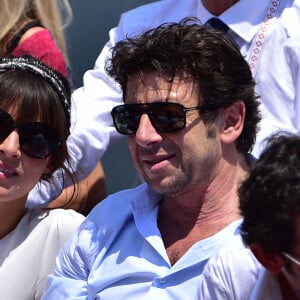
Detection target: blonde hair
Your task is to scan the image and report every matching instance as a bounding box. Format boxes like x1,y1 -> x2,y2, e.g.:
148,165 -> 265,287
0,0 -> 72,60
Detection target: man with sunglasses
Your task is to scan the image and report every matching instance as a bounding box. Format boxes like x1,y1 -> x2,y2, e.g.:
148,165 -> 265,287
43,20 -> 261,299
70,0 -> 298,159
27,0 -> 300,212
199,133 -> 300,299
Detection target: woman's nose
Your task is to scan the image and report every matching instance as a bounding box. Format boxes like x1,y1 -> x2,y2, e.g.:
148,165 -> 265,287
0,131 -> 21,158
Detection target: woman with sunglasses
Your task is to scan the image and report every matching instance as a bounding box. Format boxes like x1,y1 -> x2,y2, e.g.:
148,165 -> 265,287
0,0 -> 107,216
0,56 -> 84,299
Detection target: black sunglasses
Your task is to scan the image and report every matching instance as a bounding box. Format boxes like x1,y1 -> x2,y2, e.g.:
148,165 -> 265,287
111,102 -> 203,135
0,109 -> 60,159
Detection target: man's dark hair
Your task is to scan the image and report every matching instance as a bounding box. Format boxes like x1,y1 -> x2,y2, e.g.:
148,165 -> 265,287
240,133 -> 300,253
106,18 -> 260,153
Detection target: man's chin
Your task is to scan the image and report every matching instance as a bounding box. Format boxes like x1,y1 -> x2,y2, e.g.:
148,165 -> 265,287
148,180 -> 186,196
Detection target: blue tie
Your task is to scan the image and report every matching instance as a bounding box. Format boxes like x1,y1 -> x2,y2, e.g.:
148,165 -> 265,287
205,17 -> 239,49
205,17 -> 229,33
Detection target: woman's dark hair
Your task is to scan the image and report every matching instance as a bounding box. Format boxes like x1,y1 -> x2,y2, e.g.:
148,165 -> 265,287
239,133 -> 300,253
106,18 -> 261,153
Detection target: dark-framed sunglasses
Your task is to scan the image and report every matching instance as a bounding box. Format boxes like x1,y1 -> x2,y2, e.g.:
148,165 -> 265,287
111,102 -> 203,135
0,109 -> 60,159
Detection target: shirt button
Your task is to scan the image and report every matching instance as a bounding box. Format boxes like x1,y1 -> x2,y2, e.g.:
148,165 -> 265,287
159,278 -> 167,284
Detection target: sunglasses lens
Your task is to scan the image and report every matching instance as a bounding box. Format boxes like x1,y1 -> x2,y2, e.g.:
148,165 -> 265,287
112,103 -> 186,135
19,123 -> 59,159
0,109 -> 14,141
112,106 -> 140,135
149,103 -> 185,132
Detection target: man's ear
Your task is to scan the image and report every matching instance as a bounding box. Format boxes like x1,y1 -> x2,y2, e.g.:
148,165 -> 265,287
220,100 -> 245,144
250,243 -> 284,274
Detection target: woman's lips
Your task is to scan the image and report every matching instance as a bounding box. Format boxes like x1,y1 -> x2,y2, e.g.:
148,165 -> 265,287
0,165 -> 17,178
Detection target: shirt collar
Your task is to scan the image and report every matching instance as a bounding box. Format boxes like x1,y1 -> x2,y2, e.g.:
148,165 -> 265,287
198,0 -> 271,43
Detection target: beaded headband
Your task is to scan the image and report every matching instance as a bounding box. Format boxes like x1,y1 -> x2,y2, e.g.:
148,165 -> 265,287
0,56 -> 71,122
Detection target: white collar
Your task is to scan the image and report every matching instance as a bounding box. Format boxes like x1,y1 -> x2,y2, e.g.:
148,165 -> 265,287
198,0 -> 271,43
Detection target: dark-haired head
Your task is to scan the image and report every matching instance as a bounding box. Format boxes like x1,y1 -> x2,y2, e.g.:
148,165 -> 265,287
106,18 -> 261,153
239,133 -> 300,254
0,55 -> 73,184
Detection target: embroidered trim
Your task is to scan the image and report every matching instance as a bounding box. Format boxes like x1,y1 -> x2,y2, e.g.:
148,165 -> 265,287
247,0 -> 281,76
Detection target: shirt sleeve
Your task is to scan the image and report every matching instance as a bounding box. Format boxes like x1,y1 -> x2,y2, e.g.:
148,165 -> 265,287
286,37 -> 300,134
198,237 -> 262,300
42,223 -> 91,299
26,26 -> 125,209
42,202 -> 112,300
36,209 -> 85,299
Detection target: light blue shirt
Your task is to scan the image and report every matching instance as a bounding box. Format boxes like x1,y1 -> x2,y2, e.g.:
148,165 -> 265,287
43,183 -> 242,299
